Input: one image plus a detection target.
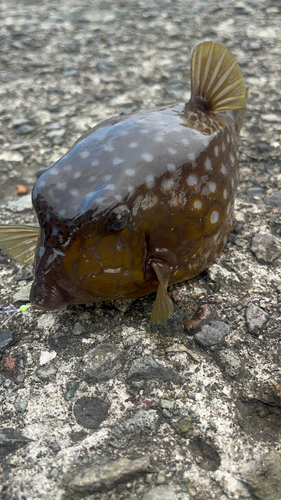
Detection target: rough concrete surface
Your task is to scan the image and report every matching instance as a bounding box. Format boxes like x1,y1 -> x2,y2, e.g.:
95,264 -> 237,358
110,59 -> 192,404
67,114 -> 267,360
0,1 -> 281,499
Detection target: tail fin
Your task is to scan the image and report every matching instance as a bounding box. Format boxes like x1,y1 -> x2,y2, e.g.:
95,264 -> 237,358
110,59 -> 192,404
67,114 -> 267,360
0,225 -> 39,263
191,41 -> 246,113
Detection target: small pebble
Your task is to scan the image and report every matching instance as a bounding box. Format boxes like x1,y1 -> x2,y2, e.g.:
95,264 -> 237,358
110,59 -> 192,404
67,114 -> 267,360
175,417 -> 192,434
251,233 -> 281,263
160,399 -> 174,410
0,331 -> 14,349
184,304 -> 218,334
49,442 -> 61,453
15,400 -> 28,413
194,321 -> 230,347
246,302 -> 268,335
264,191 -> 281,207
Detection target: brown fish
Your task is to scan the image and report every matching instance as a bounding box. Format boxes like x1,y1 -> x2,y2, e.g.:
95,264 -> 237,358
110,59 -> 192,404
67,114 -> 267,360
0,42 -> 246,323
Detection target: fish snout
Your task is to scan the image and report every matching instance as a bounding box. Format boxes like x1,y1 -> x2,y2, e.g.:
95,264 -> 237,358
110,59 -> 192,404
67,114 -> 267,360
30,280 -> 69,310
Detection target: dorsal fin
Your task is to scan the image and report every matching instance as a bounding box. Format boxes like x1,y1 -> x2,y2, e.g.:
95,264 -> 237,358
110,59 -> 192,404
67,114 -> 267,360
190,41 -> 246,113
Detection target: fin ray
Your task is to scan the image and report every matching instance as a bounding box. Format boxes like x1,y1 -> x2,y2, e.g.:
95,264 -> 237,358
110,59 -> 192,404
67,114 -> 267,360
0,225 -> 40,263
150,262 -> 174,324
191,41 -> 246,113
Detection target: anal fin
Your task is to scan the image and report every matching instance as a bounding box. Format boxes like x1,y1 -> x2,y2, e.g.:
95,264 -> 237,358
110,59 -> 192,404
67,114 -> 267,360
150,261 -> 174,325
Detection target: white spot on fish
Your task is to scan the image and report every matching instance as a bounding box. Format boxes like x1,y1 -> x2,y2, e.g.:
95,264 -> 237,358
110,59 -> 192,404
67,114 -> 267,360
227,134 -> 230,142
91,160 -> 99,167
59,209 -> 66,217
90,176 -> 96,182
120,130 -> 128,136
222,142 -> 226,152
74,172 -> 81,179
209,182 -> 216,193
154,135 -> 164,142
193,199 -> 202,209
226,203 -> 231,214
104,144 -> 115,152
141,153 -> 153,162
115,194 -> 122,202
57,182 -> 66,190
187,174 -> 197,186
104,267 -> 122,273
182,138 -> 189,145
129,142 -> 138,148
168,148 -> 176,155
70,189 -> 79,197
146,175 -> 155,189
205,158 -> 212,171
63,164 -> 72,172
80,151 -> 90,159
140,129 -> 149,134
162,179 -> 174,191
214,146 -> 219,156
125,169 -> 135,176
229,153 -> 235,164
50,168 -> 58,175
223,189 -> 228,199
128,186 -> 135,196
105,184 -> 115,190
167,163 -> 176,172
223,235 -> 227,245
231,178 -> 234,188
104,175 -> 112,181
113,158 -> 124,165
188,153 -> 196,162
96,197 -> 104,204
210,211 -> 219,224
221,163 -> 227,175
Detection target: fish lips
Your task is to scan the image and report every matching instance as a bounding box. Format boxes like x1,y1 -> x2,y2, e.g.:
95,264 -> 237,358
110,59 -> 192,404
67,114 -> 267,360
30,279 -> 68,310
30,257 -> 100,310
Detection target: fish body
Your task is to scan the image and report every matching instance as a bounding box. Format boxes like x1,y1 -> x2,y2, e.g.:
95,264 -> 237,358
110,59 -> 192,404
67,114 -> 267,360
0,42 -> 246,323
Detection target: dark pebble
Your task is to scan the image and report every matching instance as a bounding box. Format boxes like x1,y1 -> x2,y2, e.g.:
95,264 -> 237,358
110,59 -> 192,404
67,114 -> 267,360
0,428 -> 32,459
64,381 -> 80,401
0,331 -> 14,349
246,302 -> 268,335
264,191 -> 281,208
16,124 -> 35,135
49,441 -> 61,453
246,187 -> 265,199
257,142 -> 270,154
73,396 -> 110,429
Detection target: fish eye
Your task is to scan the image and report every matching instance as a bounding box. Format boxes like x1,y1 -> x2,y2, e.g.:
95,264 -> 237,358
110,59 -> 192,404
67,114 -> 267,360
106,205 -> 130,234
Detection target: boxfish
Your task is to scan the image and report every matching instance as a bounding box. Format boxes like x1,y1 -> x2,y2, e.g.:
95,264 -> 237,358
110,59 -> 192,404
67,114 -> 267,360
0,42 -> 246,323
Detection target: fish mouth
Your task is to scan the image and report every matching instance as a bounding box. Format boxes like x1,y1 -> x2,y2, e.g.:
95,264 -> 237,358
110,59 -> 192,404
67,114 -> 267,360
30,280 -> 70,310
29,275 -> 102,310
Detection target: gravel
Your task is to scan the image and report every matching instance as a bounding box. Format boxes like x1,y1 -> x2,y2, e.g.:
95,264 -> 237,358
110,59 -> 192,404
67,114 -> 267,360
0,0 -> 281,499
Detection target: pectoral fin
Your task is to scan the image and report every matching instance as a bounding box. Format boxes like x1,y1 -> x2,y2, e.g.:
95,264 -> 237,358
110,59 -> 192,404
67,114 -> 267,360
0,225 -> 40,264
150,261 -> 174,324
